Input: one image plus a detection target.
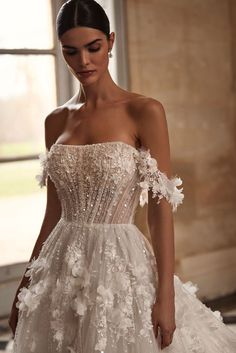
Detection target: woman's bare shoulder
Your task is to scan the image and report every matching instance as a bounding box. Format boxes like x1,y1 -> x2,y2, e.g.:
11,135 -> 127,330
44,106 -> 70,148
45,106 -> 68,124
127,94 -> 166,123
45,91 -> 80,126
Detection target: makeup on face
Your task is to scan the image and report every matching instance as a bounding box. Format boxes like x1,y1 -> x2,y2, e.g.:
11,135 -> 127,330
62,38 -> 103,56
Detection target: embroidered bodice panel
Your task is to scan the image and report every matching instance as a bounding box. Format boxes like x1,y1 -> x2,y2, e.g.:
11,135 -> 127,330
36,141 -> 184,224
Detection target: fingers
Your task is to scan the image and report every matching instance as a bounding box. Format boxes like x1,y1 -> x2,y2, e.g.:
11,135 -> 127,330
160,331 -> 174,349
153,324 -> 175,349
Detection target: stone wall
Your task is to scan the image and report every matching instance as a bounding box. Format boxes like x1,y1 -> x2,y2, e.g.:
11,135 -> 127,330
126,0 -> 236,299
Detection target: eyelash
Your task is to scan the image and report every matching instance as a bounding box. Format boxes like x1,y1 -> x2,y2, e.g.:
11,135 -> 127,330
89,47 -> 100,52
65,47 -> 100,56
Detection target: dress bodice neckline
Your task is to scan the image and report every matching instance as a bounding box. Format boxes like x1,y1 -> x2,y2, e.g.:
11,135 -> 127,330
50,140 -> 140,154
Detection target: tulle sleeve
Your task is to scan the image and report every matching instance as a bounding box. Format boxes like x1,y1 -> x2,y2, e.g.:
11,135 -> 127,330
136,147 -> 184,212
35,150 -> 49,188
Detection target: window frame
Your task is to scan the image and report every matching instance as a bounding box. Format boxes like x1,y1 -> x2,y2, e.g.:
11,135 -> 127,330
0,0 -> 72,106
0,0 -> 72,163
0,0 -> 129,164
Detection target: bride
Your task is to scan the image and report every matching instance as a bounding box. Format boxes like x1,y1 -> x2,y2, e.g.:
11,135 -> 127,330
8,1 -> 236,352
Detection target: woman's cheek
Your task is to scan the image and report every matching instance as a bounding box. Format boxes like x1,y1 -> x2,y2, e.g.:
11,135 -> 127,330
66,58 -> 79,74
95,52 -> 109,70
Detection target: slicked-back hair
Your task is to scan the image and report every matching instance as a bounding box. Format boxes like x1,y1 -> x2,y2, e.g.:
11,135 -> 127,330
56,0 -> 110,40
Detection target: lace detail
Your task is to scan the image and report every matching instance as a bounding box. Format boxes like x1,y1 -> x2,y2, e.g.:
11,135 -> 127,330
13,142 -> 236,353
34,142 -> 140,224
134,147 -> 184,211
63,228 -> 157,351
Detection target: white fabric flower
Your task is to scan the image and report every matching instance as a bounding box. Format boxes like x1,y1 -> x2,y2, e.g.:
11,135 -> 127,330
71,295 -> 87,316
136,147 -> 184,211
146,154 -> 157,172
16,279 -> 48,316
16,287 -> 36,312
182,280 -> 199,297
212,310 -> 223,322
97,284 -> 114,308
138,181 -> 149,206
53,330 -> 63,343
139,189 -> 148,207
35,151 -> 49,188
25,257 -> 49,278
52,308 -> 60,319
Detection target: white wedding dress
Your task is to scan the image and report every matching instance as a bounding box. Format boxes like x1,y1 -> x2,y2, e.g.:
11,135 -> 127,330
12,138 -> 236,352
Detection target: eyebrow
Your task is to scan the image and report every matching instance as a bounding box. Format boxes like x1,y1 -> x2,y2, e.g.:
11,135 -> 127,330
62,38 -> 103,49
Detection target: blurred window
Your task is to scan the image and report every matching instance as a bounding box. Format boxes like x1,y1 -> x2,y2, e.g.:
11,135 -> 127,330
0,0 -> 127,266
0,0 -> 60,266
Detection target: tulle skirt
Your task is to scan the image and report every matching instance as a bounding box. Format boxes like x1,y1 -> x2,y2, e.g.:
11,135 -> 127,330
13,218 -> 236,353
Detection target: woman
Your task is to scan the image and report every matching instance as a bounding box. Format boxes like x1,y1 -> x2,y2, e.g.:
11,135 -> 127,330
9,1 -> 236,352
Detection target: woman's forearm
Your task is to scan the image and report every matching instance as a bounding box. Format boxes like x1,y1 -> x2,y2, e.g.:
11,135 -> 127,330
148,198 -> 175,299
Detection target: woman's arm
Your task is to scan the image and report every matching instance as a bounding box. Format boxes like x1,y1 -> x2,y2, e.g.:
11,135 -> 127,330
20,112 -> 62,286
9,113 -> 62,335
137,99 -> 175,298
136,99 -> 178,349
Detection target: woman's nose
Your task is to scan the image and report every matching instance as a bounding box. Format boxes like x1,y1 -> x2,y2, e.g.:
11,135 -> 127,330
78,50 -> 90,66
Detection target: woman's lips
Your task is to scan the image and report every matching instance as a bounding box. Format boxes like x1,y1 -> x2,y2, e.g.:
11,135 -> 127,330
77,70 -> 96,78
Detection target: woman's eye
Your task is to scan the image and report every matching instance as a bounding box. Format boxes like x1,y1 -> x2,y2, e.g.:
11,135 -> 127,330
88,47 -> 100,52
64,51 -> 77,56
63,47 -> 100,55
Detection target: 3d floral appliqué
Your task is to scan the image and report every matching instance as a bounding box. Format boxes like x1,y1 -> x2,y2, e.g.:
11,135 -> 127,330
136,147 -> 184,211
16,278 -> 49,316
24,256 -> 49,279
35,150 -> 49,188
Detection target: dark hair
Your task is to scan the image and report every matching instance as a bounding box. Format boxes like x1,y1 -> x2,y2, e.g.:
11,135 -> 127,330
56,0 -> 110,40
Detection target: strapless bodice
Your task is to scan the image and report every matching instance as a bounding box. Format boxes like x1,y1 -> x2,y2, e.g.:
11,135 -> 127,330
35,141 -> 184,224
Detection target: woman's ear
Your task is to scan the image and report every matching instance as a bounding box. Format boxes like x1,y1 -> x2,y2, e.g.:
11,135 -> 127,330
109,32 -> 115,51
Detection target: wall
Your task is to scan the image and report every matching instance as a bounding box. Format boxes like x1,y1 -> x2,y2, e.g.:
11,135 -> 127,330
126,0 -> 236,299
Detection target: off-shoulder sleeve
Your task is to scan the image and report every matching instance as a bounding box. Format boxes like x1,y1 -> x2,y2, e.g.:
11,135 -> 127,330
35,150 -> 49,188
136,147 -> 184,212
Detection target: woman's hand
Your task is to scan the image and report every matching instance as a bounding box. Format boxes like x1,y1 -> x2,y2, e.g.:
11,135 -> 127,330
151,295 -> 176,350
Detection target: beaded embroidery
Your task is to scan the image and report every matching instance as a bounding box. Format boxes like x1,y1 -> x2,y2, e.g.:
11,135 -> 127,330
35,142 -> 184,213
13,142 -> 236,353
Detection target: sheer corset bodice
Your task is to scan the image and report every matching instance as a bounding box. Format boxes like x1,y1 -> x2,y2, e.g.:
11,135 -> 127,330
36,140 -> 184,224
47,142 -> 140,224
